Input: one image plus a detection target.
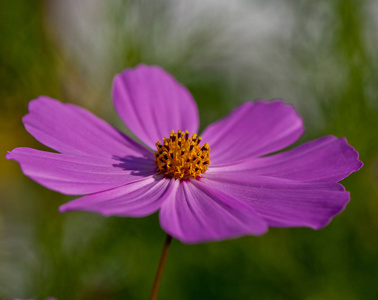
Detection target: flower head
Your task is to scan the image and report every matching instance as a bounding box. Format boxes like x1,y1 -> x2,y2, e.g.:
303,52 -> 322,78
6,65 -> 362,243
154,130 -> 211,179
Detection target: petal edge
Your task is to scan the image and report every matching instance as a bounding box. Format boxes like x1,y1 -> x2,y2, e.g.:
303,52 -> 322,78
112,65 -> 199,149
201,100 -> 304,164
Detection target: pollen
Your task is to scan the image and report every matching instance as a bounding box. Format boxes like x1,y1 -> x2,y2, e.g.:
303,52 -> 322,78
154,130 -> 211,179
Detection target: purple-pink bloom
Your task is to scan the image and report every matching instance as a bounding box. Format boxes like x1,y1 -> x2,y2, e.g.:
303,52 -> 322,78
6,65 -> 362,244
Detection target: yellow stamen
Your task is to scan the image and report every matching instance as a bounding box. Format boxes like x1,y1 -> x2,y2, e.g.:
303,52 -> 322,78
154,130 -> 211,179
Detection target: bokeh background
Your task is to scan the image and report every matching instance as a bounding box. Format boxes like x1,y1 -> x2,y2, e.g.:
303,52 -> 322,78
1,0 -> 378,299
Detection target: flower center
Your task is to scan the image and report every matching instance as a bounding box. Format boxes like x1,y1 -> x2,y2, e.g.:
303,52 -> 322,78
154,130 -> 211,179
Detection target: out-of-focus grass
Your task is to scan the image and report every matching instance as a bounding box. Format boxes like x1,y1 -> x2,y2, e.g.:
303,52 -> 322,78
1,0 -> 378,299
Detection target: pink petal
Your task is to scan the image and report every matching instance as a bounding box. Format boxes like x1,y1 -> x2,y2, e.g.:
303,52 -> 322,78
60,175 -> 172,217
202,173 -> 350,229
23,96 -> 151,158
159,179 -> 268,244
6,148 -> 156,195
201,100 -> 304,165
211,136 -> 363,182
112,65 -> 199,149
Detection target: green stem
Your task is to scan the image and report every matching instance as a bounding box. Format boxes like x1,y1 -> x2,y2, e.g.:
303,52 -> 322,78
149,234 -> 172,300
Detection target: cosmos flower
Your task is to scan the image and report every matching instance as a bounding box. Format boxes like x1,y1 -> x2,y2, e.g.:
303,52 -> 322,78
6,65 -> 362,243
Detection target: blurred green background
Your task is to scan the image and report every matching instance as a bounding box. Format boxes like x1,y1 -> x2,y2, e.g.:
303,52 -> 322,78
1,0 -> 378,299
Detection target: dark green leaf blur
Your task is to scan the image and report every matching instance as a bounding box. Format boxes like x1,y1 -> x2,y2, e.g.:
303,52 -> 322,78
1,1 -> 377,299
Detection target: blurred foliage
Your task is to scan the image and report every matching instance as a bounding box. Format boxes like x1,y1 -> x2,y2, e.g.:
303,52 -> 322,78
1,0 -> 378,299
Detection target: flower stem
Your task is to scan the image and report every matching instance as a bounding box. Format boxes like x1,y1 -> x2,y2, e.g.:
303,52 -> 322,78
149,234 -> 172,300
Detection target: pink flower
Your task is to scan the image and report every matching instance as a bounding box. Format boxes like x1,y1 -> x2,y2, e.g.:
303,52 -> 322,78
6,65 -> 362,243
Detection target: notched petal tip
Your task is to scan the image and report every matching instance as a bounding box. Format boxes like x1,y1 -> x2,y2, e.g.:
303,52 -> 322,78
5,147 -> 27,161
5,150 -> 14,160
310,193 -> 350,230
252,99 -> 306,139
339,137 -> 363,172
22,95 -> 59,120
